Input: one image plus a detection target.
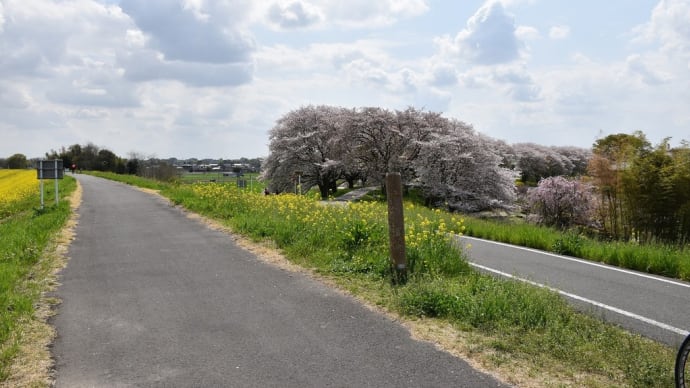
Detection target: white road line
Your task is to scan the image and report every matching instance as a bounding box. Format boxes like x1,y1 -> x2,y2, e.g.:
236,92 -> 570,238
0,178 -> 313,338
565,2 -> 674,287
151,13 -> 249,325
470,262 -> 690,337
461,236 -> 690,289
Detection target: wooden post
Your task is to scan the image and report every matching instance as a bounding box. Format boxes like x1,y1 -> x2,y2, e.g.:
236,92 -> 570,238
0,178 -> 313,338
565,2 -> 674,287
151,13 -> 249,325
39,160 -> 45,210
386,172 -> 407,284
54,159 -> 59,205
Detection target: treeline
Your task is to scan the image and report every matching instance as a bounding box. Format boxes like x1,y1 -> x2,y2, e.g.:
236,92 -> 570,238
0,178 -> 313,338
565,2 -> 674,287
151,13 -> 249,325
588,132 -> 690,245
46,143 -> 137,174
44,143 -> 190,181
528,132 -> 690,245
261,105 -> 590,211
42,143 -> 264,182
263,105 -> 690,246
0,154 -> 31,169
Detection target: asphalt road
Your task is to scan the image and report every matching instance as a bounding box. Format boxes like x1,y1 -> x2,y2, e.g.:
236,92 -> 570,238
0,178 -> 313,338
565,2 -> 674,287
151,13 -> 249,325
51,175 -> 507,387
458,236 -> 690,347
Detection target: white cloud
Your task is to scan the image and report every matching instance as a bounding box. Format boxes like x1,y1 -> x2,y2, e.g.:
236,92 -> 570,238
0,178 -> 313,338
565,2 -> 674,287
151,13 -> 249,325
2,0 -> 689,159
509,83 -> 541,102
625,54 -> 672,85
457,65 -> 542,103
343,59 -> 391,87
118,50 -> 254,87
410,87 -> 452,112
497,0 -> 537,6
516,25 -> 540,40
258,0 -> 428,30
493,67 -> 542,102
113,1 -> 258,88
0,2 -> 5,33
46,77 -> 139,108
255,39 -> 394,78
0,1 -> 136,104
0,82 -> 33,110
267,1 -> 322,29
323,0 -> 428,28
429,64 -> 459,87
438,1 -> 524,65
181,0 -> 210,22
632,0 -> 690,85
635,0 -> 690,54
125,29 -> 148,47
549,25 -> 570,40
119,0 -> 255,64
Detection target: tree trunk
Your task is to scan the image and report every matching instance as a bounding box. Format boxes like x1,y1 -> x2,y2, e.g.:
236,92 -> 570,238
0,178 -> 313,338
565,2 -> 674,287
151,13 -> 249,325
318,184 -> 329,199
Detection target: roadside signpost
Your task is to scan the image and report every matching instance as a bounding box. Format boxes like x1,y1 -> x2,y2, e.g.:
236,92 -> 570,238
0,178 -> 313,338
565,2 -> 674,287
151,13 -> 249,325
37,159 -> 64,209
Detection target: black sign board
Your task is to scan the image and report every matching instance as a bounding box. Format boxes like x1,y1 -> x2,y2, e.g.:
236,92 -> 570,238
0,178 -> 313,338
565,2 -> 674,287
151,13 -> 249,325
37,160 -> 64,180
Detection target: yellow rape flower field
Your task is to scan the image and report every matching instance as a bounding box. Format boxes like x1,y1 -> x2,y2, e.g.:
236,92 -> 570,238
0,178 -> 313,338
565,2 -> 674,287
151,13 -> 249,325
191,183 -> 468,277
0,169 -> 38,218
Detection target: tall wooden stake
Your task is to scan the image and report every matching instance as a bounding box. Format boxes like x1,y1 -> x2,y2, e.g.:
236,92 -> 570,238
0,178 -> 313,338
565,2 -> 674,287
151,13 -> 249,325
39,160 -> 44,210
54,159 -> 59,205
386,172 -> 407,284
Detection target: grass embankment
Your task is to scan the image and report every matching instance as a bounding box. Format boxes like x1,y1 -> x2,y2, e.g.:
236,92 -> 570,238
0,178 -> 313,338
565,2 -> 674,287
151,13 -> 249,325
179,171 -> 262,188
0,170 -> 76,382
91,172 -> 674,387
462,217 -> 690,281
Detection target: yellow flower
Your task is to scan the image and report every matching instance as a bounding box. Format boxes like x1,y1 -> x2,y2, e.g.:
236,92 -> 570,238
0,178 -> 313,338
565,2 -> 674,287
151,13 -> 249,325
0,170 -> 37,214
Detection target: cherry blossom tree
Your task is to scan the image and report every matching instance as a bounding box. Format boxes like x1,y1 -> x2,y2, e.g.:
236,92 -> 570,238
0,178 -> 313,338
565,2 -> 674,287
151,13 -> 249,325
261,105 -> 347,198
414,119 -> 517,212
553,146 -> 591,176
345,107 -> 407,187
511,143 -> 591,184
527,176 -> 595,229
263,105 -> 518,211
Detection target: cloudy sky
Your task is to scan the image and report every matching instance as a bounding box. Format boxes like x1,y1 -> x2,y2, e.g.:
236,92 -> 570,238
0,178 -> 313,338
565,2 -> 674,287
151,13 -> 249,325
1,0 -> 688,159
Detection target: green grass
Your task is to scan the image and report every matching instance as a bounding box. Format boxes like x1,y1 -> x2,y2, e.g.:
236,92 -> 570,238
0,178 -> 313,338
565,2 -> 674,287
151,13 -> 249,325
0,176 -> 76,380
91,172 -> 676,386
462,216 -> 690,280
88,171 -> 168,190
179,171 -> 263,188
92,171 -> 267,194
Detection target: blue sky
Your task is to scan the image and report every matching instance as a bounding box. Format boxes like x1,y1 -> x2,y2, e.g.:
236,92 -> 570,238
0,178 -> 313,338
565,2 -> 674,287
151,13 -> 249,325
1,0 -> 688,159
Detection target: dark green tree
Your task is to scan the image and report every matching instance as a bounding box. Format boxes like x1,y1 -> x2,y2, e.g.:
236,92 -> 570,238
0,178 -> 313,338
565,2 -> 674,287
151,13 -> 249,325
96,149 -> 118,171
624,140 -> 690,245
7,153 -> 28,169
588,132 -> 650,240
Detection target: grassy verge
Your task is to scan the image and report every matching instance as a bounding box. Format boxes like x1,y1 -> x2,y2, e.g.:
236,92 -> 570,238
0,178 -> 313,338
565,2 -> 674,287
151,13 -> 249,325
356,186 -> 690,281
90,172 -> 675,386
0,175 -> 76,382
462,217 -> 690,280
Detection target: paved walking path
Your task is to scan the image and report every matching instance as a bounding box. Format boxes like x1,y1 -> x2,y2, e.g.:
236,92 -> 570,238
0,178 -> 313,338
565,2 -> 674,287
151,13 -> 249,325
330,186 -> 377,202
51,175 -> 506,387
